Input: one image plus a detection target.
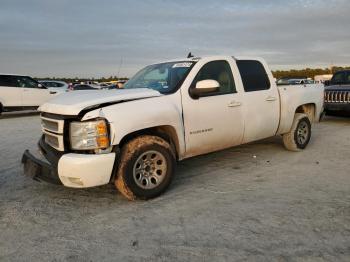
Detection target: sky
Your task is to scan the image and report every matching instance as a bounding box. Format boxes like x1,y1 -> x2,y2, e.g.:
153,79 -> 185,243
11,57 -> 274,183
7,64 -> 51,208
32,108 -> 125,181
0,0 -> 349,78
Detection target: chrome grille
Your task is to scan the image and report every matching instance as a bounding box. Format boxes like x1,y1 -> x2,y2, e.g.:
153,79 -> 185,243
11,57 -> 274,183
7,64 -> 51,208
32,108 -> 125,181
40,115 -> 65,151
325,90 -> 350,103
44,133 -> 59,148
41,116 -> 64,134
41,118 -> 58,132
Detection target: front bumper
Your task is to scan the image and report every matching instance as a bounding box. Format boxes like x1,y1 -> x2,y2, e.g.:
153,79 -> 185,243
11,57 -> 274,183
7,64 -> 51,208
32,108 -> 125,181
324,102 -> 350,112
22,138 -> 116,188
22,150 -> 62,185
57,152 -> 116,188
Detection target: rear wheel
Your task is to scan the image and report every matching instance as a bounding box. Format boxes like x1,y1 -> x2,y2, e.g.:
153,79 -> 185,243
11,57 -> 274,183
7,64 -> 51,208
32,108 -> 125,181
115,135 -> 176,200
283,113 -> 311,151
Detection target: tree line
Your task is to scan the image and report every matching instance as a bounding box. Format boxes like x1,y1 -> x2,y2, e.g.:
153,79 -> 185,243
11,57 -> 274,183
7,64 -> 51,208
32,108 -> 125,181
272,66 -> 350,79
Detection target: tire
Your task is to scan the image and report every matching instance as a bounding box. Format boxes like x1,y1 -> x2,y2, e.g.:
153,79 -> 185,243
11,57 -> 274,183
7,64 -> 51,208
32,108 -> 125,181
115,135 -> 176,200
282,113 -> 311,152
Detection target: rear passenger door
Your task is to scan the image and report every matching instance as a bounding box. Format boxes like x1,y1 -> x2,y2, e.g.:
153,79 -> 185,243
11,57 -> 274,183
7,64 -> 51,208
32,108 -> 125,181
0,75 -> 22,107
236,59 -> 280,143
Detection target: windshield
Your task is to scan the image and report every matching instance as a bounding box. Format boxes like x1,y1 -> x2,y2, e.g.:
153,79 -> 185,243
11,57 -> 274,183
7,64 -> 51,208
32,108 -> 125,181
331,72 -> 350,85
123,61 -> 194,94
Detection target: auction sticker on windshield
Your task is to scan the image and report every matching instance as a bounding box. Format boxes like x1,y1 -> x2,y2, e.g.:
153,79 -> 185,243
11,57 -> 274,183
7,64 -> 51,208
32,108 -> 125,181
172,62 -> 193,68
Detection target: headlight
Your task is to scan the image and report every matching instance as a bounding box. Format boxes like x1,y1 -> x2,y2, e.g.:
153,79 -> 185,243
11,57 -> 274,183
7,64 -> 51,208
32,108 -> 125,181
70,119 -> 110,150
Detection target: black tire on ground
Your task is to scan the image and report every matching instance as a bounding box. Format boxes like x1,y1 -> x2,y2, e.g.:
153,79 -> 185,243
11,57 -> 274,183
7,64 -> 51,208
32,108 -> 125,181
282,113 -> 312,152
0,104 -> 3,115
115,135 -> 176,200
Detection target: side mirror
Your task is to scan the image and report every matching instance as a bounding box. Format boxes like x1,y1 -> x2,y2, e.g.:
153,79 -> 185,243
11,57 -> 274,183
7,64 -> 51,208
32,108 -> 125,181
190,79 -> 220,99
324,80 -> 330,86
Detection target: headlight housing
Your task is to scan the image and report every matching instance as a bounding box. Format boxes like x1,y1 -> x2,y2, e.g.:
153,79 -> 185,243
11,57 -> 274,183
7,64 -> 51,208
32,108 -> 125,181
70,119 -> 110,150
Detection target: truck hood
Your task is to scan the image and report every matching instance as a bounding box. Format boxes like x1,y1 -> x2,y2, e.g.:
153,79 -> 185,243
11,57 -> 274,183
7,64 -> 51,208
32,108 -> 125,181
39,88 -> 162,116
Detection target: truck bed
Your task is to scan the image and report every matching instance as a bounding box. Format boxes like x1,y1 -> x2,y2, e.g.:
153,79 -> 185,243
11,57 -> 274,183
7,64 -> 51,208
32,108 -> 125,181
277,84 -> 324,135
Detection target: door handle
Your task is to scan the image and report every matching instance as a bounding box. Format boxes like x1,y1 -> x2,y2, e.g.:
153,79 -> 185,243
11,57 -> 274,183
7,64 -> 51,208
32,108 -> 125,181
50,91 -> 57,94
228,101 -> 241,107
266,96 -> 277,102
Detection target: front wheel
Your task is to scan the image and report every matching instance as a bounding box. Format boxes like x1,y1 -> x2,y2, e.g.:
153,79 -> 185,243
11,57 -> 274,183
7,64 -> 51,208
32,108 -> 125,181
283,113 -> 311,151
115,135 -> 176,200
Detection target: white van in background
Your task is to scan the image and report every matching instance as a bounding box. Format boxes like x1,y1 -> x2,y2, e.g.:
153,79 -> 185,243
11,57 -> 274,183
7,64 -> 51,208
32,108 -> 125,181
0,74 -> 59,114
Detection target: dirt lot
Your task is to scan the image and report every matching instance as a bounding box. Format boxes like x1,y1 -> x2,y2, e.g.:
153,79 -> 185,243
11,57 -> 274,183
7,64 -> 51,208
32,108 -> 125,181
0,115 -> 349,261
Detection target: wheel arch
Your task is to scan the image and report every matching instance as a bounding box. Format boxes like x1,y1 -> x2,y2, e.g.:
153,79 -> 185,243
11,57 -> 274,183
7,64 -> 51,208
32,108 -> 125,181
278,103 -> 317,135
295,103 -> 316,123
118,125 -> 180,160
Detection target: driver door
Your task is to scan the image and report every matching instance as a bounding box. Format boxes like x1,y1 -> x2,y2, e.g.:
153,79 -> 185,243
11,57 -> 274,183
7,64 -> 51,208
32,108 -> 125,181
181,60 -> 244,158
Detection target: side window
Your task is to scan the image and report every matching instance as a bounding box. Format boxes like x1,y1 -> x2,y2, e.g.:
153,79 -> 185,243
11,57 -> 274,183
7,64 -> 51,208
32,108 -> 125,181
43,82 -> 56,87
236,60 -> 270,92
13,76 -> 39,88
192,60 -> 236,96
0,75 -> 17,87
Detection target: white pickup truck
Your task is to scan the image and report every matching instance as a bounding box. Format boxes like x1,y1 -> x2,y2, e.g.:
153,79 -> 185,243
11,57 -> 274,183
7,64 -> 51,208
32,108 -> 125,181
22,56 -> 324,200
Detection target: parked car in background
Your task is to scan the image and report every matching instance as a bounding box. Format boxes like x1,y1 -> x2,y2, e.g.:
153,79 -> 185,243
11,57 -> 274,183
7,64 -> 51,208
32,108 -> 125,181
314,74 -> 333,83
117,80 -> 127,88
99,83 -> 110,88
69,84 -> 100,91
324,70 -> 350,114
0,74 -> 59,114
289,79 -> 315,85
22,55 -> 324,200
102,80 -> 128,89
277,78 -> 314,86
98,83 -> 118,89
107,84 -> 118,89
39,80 -> 69,92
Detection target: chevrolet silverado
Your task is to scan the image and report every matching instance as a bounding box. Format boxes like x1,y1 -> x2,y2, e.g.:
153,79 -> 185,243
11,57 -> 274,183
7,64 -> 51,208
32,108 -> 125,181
22,56 -> 324,200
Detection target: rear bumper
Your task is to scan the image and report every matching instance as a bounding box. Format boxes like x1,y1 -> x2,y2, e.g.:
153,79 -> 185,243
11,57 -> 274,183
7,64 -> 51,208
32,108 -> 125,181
22,138 -> 116,188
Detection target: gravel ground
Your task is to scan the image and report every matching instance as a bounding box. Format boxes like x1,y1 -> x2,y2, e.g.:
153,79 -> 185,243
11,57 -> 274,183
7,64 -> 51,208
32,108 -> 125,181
0,115 -> 349,261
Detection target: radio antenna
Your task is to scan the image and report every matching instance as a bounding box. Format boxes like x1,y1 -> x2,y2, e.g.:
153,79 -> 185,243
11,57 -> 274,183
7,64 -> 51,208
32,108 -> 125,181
117,57 -> 123,78
187,52 -> 194,58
